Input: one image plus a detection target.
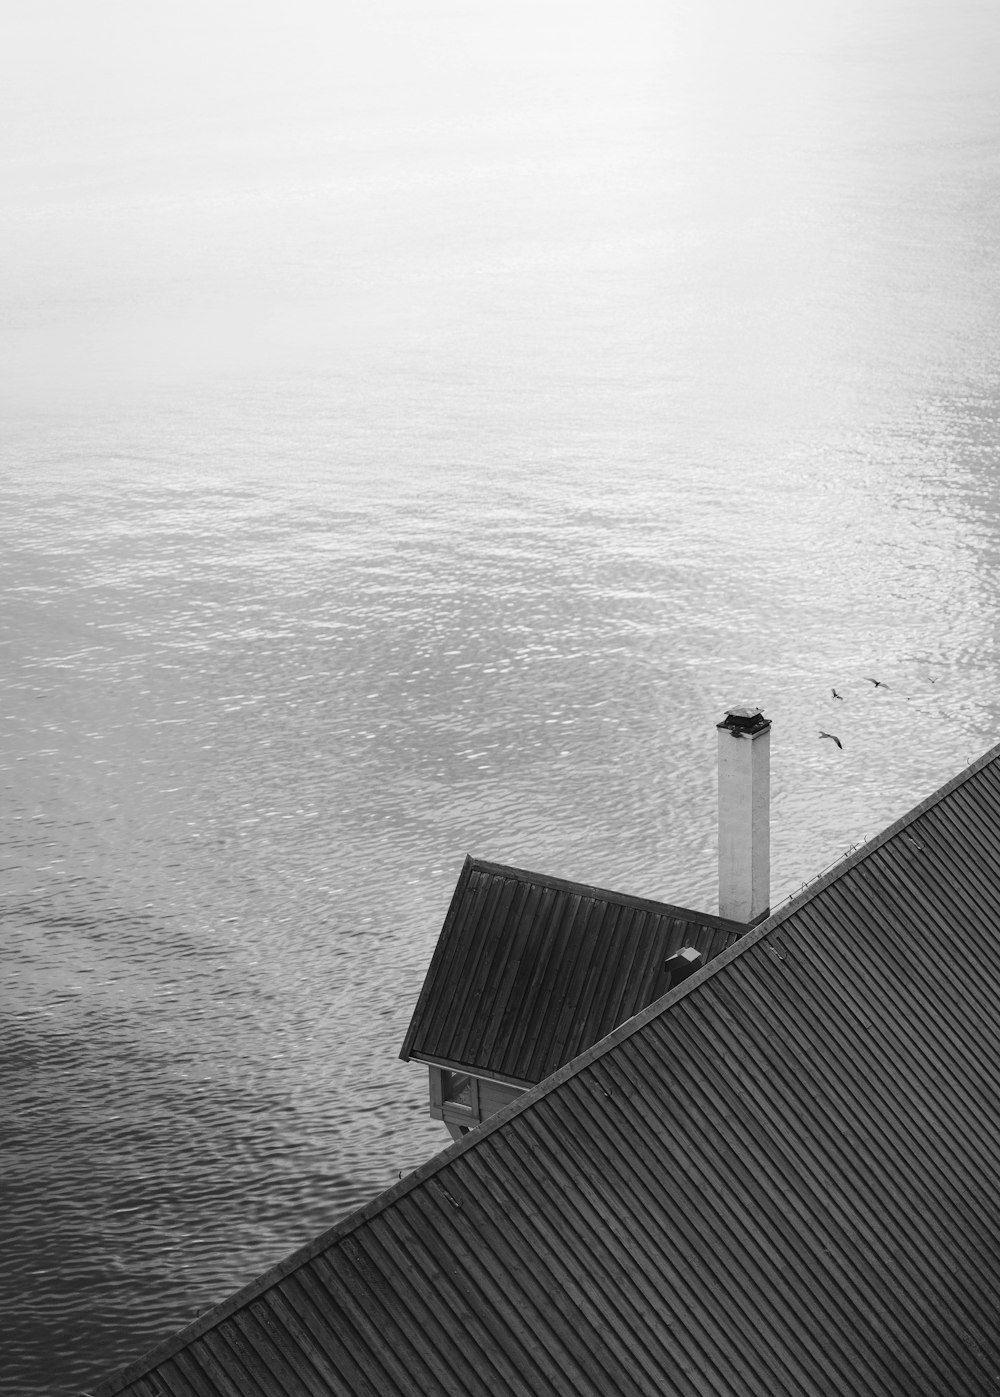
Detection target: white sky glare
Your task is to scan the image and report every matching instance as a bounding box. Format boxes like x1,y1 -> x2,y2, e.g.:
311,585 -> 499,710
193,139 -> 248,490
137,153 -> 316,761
2,1 -> 997,406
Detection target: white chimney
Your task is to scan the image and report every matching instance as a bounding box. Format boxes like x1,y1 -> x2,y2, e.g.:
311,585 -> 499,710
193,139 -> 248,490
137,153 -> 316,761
716,707 -> 771,925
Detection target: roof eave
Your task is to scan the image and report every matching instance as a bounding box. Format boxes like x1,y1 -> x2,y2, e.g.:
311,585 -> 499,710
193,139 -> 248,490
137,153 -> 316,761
407,1051 -> 536,1090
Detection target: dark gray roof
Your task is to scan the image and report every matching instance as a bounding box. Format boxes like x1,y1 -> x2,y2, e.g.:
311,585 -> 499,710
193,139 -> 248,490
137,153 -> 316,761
399,857 -> 744,1084
92,740 -> 1000,1396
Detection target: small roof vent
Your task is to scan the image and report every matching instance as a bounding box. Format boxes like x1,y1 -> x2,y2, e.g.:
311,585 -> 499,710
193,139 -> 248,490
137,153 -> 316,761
663,946 -> 703,991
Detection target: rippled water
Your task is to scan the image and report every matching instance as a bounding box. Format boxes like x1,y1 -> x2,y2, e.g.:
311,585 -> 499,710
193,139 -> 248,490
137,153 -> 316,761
3,2 -> 1000,1392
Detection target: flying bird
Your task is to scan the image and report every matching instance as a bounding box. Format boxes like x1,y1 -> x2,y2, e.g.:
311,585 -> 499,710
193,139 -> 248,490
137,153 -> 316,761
831,688 -> 844,700
865,677 -> 890,689
819,731 -> 843,750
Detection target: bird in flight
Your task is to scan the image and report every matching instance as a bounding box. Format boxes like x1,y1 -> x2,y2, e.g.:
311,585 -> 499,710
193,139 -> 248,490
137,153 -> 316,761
865,677 -> 890,689
831,688 -> 844,700
819,731 -> 843,749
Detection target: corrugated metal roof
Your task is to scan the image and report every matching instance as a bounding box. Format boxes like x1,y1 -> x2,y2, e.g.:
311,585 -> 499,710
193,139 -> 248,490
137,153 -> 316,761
399,858 -> 745,1084
92,740 -> 1000,1397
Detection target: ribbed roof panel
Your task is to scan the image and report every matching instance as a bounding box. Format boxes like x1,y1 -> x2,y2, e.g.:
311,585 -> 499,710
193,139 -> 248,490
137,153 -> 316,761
400,858 -> 745,1083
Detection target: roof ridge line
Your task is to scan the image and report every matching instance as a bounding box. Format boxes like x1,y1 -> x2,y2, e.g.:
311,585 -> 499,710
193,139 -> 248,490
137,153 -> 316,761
464,856 -> 745,931
760,735 -> 1000,932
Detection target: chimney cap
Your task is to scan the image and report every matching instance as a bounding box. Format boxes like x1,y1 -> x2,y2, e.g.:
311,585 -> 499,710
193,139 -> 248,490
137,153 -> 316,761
718,707 -> 771,736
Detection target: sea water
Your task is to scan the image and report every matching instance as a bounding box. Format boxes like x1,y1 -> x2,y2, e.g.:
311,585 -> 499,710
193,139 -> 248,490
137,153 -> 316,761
3,1 -> 1000,1390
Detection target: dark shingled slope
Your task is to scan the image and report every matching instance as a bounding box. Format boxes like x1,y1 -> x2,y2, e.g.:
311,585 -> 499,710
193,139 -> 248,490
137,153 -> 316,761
399,857 -> 744,1085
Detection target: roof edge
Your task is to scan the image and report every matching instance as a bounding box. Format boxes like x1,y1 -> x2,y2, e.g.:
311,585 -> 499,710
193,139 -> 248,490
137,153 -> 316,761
398,853 -> 474,1062
451,856 -> 745,932
759,735 -> 1000,937
407,1052 -> 536,1090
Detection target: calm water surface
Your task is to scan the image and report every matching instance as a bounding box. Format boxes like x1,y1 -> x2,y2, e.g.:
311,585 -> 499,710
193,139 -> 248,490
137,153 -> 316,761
3,2 -> 1000,1391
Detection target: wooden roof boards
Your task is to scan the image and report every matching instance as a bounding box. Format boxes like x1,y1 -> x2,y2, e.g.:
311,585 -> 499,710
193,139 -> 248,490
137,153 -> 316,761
92,739 -> 1000,1397
399,858 -> 745,1085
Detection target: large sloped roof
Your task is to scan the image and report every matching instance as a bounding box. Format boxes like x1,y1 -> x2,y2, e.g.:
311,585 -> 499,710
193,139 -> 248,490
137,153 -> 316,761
399,857 -> 745,1084
93,740 -> 1000,1397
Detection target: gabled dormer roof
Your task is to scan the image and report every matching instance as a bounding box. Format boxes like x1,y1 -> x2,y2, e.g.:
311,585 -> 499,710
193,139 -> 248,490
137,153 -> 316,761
94,739 -> 1000,1396
399,857 -> 745,1085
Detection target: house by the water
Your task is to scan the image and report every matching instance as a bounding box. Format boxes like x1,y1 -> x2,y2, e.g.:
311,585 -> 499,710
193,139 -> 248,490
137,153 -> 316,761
400,706 -> 770,1140
399,858 -> 744,1141
92,709 -> 1000,1396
